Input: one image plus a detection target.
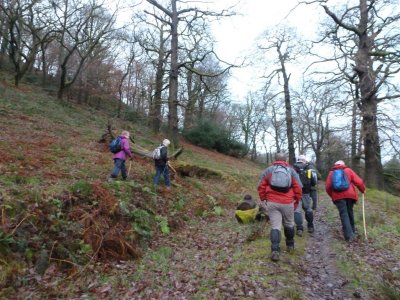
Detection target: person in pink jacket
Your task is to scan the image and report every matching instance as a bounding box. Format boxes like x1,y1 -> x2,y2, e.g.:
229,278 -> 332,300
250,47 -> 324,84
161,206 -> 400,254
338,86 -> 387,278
325,160 -> 366,241
109,130 -> 133,181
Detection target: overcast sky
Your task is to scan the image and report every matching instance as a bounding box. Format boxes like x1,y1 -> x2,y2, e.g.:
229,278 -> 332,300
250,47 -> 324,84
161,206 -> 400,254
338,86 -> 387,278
207,0 -> 324,102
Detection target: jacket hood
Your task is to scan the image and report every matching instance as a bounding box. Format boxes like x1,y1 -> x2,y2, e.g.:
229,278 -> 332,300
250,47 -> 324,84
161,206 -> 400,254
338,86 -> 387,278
332,164 -> 347,170
272,161 -> 289,167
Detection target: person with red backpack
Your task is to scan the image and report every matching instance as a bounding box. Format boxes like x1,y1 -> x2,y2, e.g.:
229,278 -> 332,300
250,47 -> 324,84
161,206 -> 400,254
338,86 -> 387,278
109,130 -> 133,181
257,153 -> 302,262
325,160 -> 365,241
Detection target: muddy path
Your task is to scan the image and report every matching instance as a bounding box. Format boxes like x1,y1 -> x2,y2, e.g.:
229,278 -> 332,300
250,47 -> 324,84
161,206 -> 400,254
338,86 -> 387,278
298,198 -> 357,300
122,195 -> 365,299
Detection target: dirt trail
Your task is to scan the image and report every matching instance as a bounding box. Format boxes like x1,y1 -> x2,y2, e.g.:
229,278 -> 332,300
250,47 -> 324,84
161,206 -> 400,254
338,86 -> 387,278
298,197 -> 358,300
123,196 -> 365,299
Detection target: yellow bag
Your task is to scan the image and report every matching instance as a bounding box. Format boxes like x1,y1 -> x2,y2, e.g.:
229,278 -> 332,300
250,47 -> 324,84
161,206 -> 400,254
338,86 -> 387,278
235,207 -> 259,224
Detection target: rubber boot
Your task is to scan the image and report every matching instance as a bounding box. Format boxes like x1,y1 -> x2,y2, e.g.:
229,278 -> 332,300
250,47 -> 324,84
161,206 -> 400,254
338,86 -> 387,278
294,212 -> 303,236
270,229 -> 281,261
284,226 -> 295,252
306,211 -> 314,233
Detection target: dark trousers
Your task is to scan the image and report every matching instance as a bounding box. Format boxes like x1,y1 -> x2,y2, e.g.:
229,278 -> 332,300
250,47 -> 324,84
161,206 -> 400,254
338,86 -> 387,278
110,159 -> 127,179
154,164 -> 170,187
310,189 -> 317,210
334,199 -> 355,241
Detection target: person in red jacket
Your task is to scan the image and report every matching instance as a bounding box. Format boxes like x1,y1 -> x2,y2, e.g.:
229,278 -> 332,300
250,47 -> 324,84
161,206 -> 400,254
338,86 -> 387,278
325,160 -> 366,241
258,153 -> 302,262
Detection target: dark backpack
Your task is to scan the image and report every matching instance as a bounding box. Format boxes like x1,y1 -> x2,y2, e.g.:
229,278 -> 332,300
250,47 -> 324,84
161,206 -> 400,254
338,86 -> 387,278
270,165 -> 292,192
109,136 -> 122,153
331,169 -> 350,191
294,164 -> 314,193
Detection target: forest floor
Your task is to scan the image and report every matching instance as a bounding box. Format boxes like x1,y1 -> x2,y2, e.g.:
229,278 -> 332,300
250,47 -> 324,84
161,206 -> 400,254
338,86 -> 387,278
27,189 -> 391,300
116,192 -> 359,300
1,79 -> 399,299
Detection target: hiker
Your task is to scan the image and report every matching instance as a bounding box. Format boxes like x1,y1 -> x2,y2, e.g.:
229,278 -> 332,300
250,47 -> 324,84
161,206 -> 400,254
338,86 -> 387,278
235,194 -> 268,224
257,152 -> 302,262
153,139 -> 171,189
310,166 -> 319,210
109,130 -> 133,181
325,160 -> 365,242
293,155 -> 317,236
235,194 -> 258,224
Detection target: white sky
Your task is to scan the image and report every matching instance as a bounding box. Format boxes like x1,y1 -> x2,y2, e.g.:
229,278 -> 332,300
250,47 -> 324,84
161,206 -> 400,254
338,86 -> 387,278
207,0 -> 324,102
125,0 -> 325,102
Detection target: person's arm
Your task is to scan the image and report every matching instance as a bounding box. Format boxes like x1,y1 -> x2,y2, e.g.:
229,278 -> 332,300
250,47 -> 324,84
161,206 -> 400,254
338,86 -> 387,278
349,169 -> 366,193
291,176 -> 302,208
258,176 -> 269,201
290,167 -> 303,189
325,171 -> 332,196
160,146 -> 168,162
123,139 -> 133,158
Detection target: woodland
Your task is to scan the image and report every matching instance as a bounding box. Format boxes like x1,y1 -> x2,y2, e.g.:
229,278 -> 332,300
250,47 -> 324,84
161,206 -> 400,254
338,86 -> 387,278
0,0 -> 400,299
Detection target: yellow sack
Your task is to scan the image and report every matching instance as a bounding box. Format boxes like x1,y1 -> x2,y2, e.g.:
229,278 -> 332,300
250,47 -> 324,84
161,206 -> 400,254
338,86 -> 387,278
235,207 -> 259,224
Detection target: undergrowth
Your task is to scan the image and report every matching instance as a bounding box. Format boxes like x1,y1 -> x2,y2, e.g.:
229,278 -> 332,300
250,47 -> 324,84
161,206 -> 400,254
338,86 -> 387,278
0,76 -> 262,297
324,188 -> 400,298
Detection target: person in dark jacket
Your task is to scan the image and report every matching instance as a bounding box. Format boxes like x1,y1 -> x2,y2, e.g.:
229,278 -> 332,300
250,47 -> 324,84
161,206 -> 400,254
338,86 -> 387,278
258,152 -> 302,262
109,130 -> 133,181
293,155 -> 316,236
325,160 -> 366,241
310,166 -> 319,210
153,139 -> 171,189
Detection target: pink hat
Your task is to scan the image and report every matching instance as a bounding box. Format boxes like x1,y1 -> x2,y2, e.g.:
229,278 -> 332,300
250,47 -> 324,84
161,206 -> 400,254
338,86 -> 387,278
335,160 -> 345,165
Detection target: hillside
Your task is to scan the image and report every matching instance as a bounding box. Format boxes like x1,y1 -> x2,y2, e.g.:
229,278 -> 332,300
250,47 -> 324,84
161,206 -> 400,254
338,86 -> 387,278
1,78 -> 400,299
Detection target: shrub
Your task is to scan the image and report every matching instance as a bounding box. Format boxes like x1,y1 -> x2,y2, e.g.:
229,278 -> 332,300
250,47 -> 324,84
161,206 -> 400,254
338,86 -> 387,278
383,157 -> 400,194
183,121 -> 247,157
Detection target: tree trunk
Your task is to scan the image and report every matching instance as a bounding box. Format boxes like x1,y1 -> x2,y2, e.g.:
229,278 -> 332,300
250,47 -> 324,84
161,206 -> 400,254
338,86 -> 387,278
168,0 -> 180,145
356,0 -> 384,188
278,46 -> 295,164
183,69 -> 197,130
151,28 -> 165,133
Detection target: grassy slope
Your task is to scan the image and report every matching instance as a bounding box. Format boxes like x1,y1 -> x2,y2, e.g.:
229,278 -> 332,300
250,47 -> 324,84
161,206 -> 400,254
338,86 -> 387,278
324,189 -> 400,299
0,77 -> 264,296
0,77 -> 399,299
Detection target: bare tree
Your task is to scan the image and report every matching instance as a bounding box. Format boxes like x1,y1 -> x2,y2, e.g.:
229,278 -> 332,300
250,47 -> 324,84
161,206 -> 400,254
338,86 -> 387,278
310,0 -> 400,188
294,84 -> 342,172
52,0 -> 117,99
145,0 -> 234,145
0,0 -> 44,86
257,25 -> 306,164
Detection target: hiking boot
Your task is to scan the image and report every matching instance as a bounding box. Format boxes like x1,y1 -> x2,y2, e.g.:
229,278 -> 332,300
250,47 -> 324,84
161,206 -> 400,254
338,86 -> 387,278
271,251 -> 280,262
296,230 -> 303,237
308,227 -> 315,234
287,245 -> 295,253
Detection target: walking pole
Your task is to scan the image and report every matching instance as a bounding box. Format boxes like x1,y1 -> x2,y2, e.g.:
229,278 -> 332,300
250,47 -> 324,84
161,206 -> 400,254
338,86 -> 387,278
127,160 -> 132,177
362,193 -> 367,240
167,161 -> 177,174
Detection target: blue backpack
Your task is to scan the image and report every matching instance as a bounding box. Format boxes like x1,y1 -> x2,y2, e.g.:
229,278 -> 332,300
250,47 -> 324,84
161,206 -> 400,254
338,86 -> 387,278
109,136 -> 122,153
331,169 -> 350,191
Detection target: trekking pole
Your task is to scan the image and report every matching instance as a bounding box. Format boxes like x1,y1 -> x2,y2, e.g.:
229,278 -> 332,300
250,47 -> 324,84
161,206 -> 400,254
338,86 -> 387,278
362,193 -> 367,240
167,161 -> 177,174
127,160 -> 132,177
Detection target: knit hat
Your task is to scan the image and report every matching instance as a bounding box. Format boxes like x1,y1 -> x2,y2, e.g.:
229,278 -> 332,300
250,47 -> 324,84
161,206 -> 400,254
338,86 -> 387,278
297,155 -> 307,163
162,139 -> 171,146
335,160 -> 345,165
